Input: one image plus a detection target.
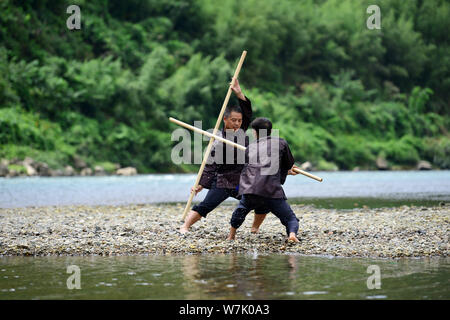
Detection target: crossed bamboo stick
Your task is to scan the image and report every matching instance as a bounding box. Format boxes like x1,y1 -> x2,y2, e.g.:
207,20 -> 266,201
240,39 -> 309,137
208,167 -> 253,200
169,51 -> 323,221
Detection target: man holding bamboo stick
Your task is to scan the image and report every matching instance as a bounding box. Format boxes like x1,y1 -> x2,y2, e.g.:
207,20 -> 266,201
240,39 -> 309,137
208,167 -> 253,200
180,79 -> 269,234
227,117 -> 301,242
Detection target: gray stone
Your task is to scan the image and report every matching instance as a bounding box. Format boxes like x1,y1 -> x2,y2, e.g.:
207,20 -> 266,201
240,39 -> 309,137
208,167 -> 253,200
73,155 -> 87,169
24,163 -> 37,176
116,167 -> 137,176
36,162 -> 51,176
94,165 -> 105,176
50,169 -> 64,177
64,165 -> 75,176
7,169 -> 18,177
0,163 -> 8,177
417,160 -> 432,170
300,161 -> 313,171
22,157 -> 35,167
376,157 -> 389,170
80,168 -> 93,176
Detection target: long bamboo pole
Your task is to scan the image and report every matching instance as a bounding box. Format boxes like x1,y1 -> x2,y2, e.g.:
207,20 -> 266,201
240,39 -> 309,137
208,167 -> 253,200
170,117 -> 324,183
180,51 -> 247,220
169,117 -> 246,151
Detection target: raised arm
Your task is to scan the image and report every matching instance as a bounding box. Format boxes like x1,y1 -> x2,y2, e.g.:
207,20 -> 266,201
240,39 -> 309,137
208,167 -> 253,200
230,78 -> 246,101
230,78 -> 252,131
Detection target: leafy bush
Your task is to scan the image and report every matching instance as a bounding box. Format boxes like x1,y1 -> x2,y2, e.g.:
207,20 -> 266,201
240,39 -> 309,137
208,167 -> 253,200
423,137 -> 450,169
332,135 -> 375,170
7,164 -> 26,174
383,137 -> 420,166
0,0 -> 448,172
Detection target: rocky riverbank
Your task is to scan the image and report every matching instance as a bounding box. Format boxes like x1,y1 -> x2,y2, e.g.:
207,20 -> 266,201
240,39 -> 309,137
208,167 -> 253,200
0,157 -> 138,178
0,156 -> 435,178
0,203 -> 448,258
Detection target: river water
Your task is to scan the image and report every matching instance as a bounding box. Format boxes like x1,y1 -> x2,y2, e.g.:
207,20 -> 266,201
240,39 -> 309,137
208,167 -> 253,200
0,254 -> 448,300
0,171 -> 449,300
1,171 -> 449,208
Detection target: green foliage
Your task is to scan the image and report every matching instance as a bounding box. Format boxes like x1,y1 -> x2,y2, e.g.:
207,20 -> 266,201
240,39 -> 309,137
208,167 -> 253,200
408,87 -> 434,113
383,136 -> 421,166
332,135 -> 375,170
316,159 -> 339,171
0,107 -> 77,169
7,164 -> 26,174
0,0 -> 448,172
0,107 -> 58,150
95,161 -> 117,174
423,137 -> 450,169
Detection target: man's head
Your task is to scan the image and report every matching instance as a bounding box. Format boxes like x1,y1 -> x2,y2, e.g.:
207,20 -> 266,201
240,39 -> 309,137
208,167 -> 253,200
251,117 -> 272,139
223,105 -> 243,131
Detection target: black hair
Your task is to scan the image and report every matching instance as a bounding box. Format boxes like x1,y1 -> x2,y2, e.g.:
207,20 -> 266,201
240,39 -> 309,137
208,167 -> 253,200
224,105 -> 243,118
251,117 -> 272,138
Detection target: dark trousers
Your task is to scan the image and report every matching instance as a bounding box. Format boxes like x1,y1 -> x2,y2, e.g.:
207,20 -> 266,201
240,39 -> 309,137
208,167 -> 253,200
230,194 -> 299,235
193,180 -> 268,218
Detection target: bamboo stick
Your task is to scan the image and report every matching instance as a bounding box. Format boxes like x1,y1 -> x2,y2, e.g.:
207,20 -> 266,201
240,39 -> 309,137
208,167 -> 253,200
292,168 -> 323,182
180,51 -> 247,220
169,117 -> 246,151
170,116 -> 324,183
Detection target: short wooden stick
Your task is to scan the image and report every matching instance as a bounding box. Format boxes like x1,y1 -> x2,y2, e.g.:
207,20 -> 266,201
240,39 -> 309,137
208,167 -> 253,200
293,168 -> 323,182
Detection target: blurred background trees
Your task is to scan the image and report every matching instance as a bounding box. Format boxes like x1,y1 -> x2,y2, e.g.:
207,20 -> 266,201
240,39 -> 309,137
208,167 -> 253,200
0,0 -> 448,172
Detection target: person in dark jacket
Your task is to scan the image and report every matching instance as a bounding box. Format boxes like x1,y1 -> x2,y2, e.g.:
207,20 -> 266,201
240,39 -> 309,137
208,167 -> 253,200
180,79 -> 268,234
227,117 -> 301,242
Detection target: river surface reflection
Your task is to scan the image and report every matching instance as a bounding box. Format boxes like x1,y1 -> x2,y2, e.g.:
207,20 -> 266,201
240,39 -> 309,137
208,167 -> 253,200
0,254 -> 448,299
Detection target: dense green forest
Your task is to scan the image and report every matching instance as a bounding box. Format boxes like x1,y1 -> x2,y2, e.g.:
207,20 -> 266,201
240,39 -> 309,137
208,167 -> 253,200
0,0 -> 449,174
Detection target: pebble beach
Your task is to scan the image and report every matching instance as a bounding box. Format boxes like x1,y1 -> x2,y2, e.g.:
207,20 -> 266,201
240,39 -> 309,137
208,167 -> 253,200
0,203 -> 448,258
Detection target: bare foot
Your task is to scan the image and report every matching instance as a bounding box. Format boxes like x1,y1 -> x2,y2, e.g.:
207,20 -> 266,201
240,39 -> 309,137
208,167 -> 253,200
288,233 -> 300,243
251,227 -> 259,234
179,226 -> 189,234
179,211 -> 202,235
228,227 -> 237,241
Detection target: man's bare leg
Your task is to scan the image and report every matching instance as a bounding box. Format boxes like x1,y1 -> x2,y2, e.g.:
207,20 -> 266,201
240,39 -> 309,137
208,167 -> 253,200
251,213 -> 267,233
180,210 -> 202,234
227,227 -> 237,240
